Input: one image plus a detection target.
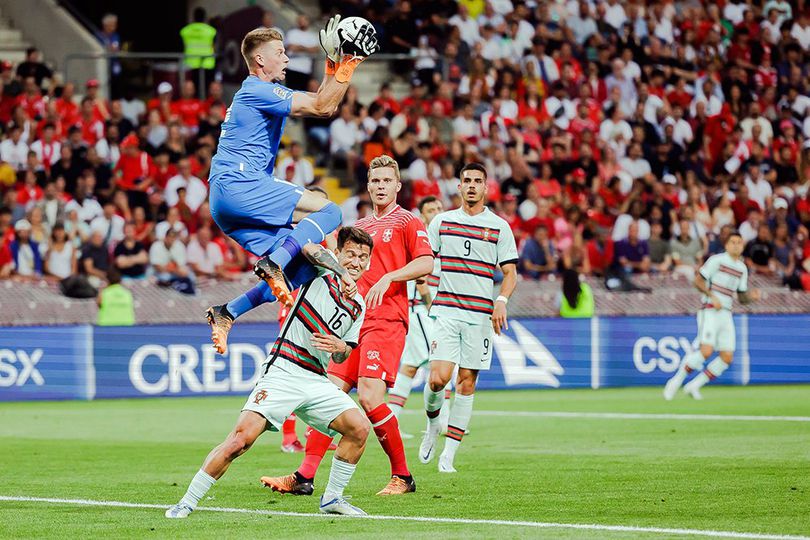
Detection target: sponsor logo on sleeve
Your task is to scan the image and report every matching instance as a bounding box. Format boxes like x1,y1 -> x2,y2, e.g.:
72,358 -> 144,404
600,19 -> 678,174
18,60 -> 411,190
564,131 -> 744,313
273,87 -> 292,100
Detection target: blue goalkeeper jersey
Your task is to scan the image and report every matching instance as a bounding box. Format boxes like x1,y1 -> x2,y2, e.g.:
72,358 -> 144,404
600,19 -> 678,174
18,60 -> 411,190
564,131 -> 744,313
211,76 -> 295,179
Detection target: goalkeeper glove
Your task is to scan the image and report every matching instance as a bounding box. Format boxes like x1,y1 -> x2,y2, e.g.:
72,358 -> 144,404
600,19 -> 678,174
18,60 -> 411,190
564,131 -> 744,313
319,15 -> 342,64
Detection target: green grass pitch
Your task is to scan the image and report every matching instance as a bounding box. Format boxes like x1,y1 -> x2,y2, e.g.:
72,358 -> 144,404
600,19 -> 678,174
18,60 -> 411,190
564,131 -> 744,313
0,386 -> 808,539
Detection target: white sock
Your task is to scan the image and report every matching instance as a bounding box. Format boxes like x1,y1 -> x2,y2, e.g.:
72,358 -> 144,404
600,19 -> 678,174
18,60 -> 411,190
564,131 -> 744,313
424,384 -> 444,426
689,358 -> 730,390
671,350 -> 706,386
388,372 -> 413,418
323,456 -> 356,500
442,393 -> 474,461
179,469 -> 216,509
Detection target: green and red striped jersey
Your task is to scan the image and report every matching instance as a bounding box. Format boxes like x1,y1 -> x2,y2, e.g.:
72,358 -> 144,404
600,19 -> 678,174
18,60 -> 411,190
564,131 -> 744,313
428,208 -> 518,324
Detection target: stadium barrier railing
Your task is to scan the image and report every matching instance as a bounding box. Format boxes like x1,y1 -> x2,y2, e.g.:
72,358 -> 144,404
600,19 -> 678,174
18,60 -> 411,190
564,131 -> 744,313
1,314 -> 808,401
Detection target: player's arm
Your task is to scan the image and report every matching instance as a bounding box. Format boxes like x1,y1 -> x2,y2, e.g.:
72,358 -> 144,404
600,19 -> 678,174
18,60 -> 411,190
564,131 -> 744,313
492,262 -> 518,336
365,255 -> 433,309
693,273 -> 722,309
302,244 -> 357,299
736,265 -> 759,304
290,78 -> 348,118
416,279 -> 432,310
310,333 -> 353,363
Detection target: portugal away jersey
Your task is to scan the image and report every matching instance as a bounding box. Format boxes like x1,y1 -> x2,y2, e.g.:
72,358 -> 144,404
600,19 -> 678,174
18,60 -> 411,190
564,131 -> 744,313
269,271 -> 365,376
428,207 -> 518,325
699,252 -> 749,312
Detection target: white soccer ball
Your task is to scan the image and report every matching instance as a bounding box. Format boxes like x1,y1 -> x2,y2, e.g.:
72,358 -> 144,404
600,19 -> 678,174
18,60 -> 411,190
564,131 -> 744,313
336,16 -> 378,56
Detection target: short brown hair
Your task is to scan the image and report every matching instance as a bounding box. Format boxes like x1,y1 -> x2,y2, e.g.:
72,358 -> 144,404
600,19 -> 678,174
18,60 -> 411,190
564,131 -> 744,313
241,27 -> 284,67
460,162 -> 487,180
367,154 -> 400,181
338,226 -> 374,252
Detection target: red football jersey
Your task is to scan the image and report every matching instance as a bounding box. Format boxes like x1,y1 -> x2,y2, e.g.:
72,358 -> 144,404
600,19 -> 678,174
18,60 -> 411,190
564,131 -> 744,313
354,205 -> 433,324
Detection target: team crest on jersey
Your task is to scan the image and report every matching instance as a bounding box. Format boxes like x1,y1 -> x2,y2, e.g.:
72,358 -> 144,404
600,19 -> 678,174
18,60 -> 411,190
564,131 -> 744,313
253,390 -> 268,404
483,228 -> 491,240
382,229 -> 393,242
367,350 -> 381,361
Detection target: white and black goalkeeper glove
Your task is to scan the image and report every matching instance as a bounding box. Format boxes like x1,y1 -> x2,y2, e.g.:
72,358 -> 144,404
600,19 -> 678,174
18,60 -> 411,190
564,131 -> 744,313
319,14 -> 342,63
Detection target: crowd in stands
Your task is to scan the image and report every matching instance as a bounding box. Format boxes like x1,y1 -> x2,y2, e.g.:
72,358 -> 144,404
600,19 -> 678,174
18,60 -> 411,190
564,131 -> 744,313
309,0 -> 810,291
3,0 -> 810,300
0,44 -> 246,295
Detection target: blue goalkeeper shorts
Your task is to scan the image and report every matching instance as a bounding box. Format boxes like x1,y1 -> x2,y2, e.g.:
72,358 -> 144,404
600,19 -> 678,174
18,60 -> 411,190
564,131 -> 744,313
209,170 -> 317,289
209,170 -> 303,257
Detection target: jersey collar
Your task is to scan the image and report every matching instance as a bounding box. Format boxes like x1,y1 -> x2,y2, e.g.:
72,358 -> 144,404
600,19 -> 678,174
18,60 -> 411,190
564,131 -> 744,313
373,204 -> 400,220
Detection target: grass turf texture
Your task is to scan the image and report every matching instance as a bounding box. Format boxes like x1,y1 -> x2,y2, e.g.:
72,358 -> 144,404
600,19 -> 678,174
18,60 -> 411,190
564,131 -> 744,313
0,386 -> 808,539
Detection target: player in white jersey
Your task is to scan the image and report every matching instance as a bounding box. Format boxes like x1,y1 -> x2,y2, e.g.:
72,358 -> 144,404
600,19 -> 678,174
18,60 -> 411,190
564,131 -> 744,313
663,231 -> 760,400
166,227 -> 375,518
387,197 -> 452,434
419,163 -> 518,473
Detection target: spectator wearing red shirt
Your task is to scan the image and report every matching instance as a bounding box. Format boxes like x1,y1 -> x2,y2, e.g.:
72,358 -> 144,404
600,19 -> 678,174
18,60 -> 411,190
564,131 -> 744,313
587,228 -> 615,276
19,76 -> 46,121
399,78 -> 431,116
147,82 -> 174,123
85,79 -> 110,122
498,193 -> 524,239
152,148 -> 177,190
171,80 -> 203,135
78,97 -> 105,146
54,82 -> 80,126
16,169 -> 44,208
731,184 -> 762,225
202,80 -> 225,118
114,134 -> 155,209
373,82 -> 401,119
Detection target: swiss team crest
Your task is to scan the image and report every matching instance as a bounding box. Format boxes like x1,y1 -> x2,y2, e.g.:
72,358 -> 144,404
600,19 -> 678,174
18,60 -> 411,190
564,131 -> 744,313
253,390 -> 268,404
367,350 -> 381,360
382,229 -> 393,242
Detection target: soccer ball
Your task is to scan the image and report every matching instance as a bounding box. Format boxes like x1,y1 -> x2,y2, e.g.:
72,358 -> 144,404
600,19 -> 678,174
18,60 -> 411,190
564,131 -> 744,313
336,16 -> 378,57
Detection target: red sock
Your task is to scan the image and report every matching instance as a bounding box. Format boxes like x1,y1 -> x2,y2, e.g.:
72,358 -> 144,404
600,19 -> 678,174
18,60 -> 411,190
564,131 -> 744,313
297,429 -> 333,479
282,414 -> 297,444
367,403 -> 410,477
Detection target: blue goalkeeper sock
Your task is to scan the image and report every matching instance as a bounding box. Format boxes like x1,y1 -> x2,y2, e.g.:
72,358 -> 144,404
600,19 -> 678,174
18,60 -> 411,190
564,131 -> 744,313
268,202 -> 341,269
226,281 -> 277,319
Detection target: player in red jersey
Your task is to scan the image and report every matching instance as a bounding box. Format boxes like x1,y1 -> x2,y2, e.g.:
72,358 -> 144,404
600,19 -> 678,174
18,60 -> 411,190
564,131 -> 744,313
262,155 -> 434,496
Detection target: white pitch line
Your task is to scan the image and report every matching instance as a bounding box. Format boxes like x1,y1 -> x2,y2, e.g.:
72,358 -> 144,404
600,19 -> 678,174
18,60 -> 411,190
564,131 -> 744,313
0,496 -> 807,540
402,410 -> 810,422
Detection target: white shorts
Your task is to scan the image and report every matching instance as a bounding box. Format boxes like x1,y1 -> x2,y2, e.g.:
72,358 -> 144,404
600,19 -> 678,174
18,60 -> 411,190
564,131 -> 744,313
242,359 -> 359,437
428,315 -> 493,370
698,308 -> 736,352
401,309 -> 432,369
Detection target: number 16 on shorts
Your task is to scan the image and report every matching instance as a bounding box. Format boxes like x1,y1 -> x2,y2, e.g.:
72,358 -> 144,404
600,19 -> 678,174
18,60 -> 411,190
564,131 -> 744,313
429,316 -> 494,371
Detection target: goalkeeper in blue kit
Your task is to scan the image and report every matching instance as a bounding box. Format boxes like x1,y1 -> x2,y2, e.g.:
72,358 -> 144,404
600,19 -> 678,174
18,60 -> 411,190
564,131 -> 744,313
206,17 -> 379,354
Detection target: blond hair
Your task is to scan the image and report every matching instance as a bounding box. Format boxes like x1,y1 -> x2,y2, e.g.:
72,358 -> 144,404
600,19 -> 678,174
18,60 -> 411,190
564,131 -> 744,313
367,154 -> 400,181
241,27 -> 284,67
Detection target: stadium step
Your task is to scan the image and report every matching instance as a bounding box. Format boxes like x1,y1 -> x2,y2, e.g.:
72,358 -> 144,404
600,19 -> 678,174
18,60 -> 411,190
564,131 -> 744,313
0,9 -> 31,65
321,176 -> 351,204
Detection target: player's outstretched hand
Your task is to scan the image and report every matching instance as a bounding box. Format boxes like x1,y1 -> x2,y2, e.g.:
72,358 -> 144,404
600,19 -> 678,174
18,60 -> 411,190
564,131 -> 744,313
319,14 -> 341,63
365,274 -> 392,310
340,273 -> 357,300
311,333 -> 345,353
749,288 -> 761,301
492,302 -> 508,335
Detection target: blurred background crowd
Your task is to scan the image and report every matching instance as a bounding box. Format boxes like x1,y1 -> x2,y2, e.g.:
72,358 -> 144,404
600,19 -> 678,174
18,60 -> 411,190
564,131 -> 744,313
2,0 -> 810,301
